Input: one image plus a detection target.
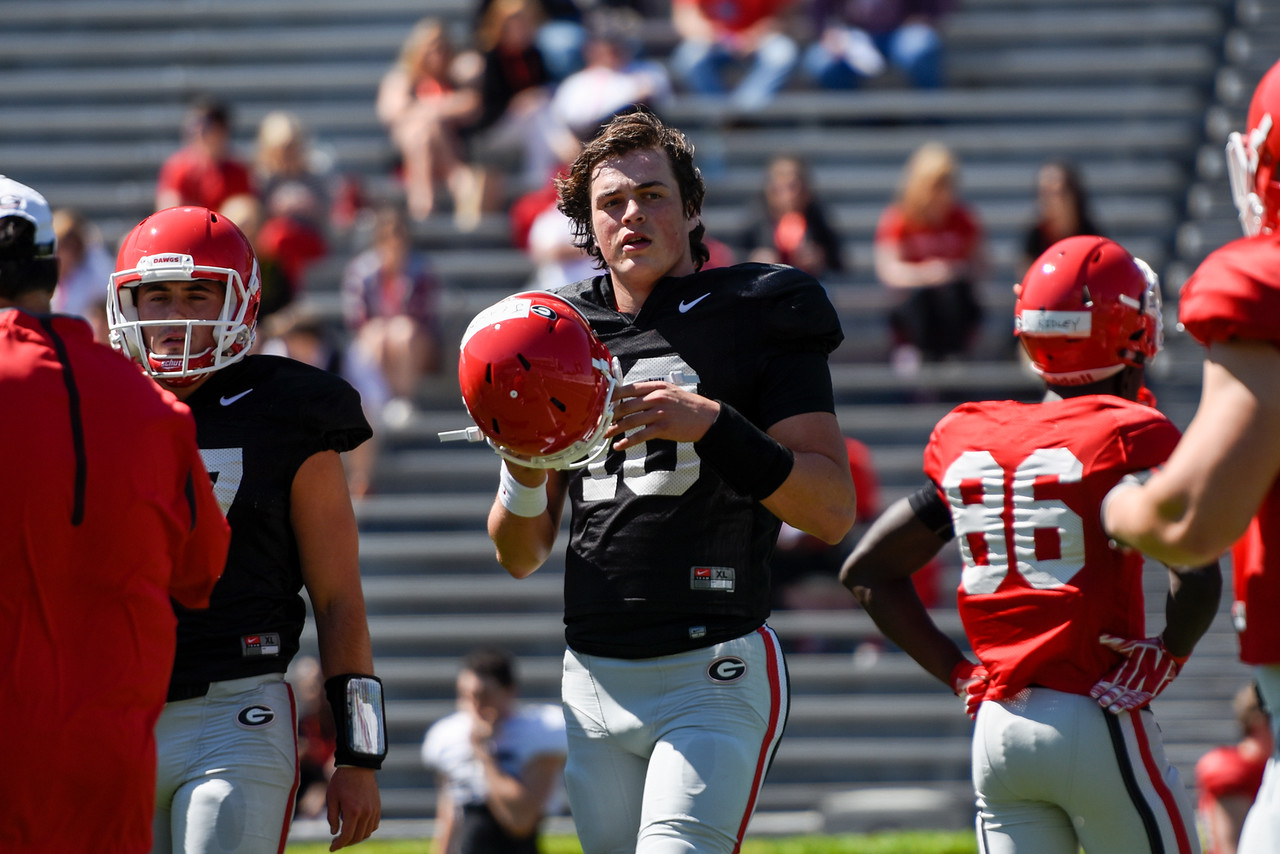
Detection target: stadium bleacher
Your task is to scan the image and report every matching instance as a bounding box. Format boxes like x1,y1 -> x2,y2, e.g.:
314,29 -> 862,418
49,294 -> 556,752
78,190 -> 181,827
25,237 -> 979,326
2,0 -> 1260,840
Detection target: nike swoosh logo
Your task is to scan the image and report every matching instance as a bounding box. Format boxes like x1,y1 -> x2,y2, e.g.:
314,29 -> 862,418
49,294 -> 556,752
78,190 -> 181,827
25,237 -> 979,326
678,293 -> 711,313
220,389 -> 253,406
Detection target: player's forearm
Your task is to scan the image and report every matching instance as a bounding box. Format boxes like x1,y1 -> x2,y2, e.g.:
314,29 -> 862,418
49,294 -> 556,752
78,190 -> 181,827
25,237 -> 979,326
313,599 -> 376,677
763,449 -> 856,544
478,763 -> 543,837
1160,562 -> 1222,659
855,577 -> 967,687
1102,475 -> 1225,567
488,504 -> 558,578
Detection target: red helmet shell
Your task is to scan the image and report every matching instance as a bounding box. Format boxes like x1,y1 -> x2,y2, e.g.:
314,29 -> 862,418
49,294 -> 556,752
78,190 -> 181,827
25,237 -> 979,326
458,292 -> 617,467
1015,235 -> 1162,385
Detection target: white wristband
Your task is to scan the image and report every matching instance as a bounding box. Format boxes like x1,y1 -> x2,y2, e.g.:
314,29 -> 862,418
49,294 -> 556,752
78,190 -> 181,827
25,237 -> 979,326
499,462 -> 548,517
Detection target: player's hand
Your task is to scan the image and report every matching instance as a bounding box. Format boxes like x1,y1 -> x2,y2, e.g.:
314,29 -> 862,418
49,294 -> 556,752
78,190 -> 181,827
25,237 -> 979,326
950,660 -> 989,720
1090,634 -> 1187,714
326,766 -> 381,850
606,381 -> 718,450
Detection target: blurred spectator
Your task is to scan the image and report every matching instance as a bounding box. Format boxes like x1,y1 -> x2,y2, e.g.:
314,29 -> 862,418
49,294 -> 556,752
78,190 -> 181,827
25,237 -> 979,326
259,305 -> 389,499
704,233 -> 739,269
874,141 -> 985,373
255,110 -> 334,233
422,647 -> 567,854
739,153 -> 845,278
475,0 -> 588,82
803,0 -> 952,90
526,199 -> 597,290
1197,682 -> 1272,854
288,655 -> 336,820
49,208 -> 114,325
1020,160 -> 1104,274
669,0 -> 800,111
551,12 -> 674,141
218,194 -> 297,319
155,97 -> 255,212
463,0 -> 580,218
342,206 -> 442,425
377,18 -> 484,224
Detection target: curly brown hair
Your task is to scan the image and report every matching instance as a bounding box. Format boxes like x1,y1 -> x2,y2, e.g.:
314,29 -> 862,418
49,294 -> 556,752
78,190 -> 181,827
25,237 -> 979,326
555,107 -> 709,272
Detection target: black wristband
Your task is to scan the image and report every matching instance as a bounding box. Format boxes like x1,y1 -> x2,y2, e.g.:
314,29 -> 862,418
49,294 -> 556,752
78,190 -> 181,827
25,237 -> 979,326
325,673 -> 388,769
694,402 -> 795,500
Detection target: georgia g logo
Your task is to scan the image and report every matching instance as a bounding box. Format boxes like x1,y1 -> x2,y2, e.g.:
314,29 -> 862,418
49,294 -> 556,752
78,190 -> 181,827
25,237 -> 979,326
530,304 -> 558,321
707,656 -> 747,683
235,704 -> 277,729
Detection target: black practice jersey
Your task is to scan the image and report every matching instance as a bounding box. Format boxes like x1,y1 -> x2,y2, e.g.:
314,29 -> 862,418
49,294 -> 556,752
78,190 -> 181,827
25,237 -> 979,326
171,355 -> 372,683
552,263 -> 843,658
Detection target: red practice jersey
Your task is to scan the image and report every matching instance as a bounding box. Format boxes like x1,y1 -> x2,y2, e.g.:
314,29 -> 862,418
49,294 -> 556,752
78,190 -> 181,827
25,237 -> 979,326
156,146 -> 255,212
923,395 -> 1181,700
1180,233 -> 1280,665
0,310 -> 228,853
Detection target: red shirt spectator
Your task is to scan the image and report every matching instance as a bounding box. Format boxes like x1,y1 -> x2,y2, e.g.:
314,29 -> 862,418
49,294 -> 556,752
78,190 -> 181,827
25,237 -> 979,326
156,99 -> 256,212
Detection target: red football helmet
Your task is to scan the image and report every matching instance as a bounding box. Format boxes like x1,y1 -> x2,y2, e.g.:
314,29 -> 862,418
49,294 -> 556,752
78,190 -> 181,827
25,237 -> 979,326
108,206 -> 261,385
455,291 -> 620,469
1015,235 -> 1163,385
1227,58 -> 1280,236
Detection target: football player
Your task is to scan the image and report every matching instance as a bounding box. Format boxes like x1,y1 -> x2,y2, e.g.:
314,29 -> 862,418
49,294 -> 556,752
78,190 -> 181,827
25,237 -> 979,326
0,177 -> 229,854
841,235 -> 1220,854
108,206 -> 384,853
1102,58 -> 1280,854
470,108 -> 857,853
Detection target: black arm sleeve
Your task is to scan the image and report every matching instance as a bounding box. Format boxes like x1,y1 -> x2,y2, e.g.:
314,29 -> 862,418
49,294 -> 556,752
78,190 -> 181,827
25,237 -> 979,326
907,481 -> 954,541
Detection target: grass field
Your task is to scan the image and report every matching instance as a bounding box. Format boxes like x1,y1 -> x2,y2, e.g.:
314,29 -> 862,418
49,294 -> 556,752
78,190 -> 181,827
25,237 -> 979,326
285,831 -> 979,853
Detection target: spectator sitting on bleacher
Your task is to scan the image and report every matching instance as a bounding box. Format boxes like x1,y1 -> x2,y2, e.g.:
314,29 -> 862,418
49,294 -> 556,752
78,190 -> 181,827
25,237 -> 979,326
218,194 -> 298,320
155,97 -> 255,213
474,0 -> 588,82
551,12 -> 673,142
49,208 -> 114,324
669,0 -> 800,112
341,206 -> 441,428
874,140 -> 985,374
1196,682 -> 1272,854
377,18 -> 484,225
253,112 -> 331,305
1020,159 -> 1104,275
461,0 -> 580,224
739,153 -> 845,279
802,0 -> 952,90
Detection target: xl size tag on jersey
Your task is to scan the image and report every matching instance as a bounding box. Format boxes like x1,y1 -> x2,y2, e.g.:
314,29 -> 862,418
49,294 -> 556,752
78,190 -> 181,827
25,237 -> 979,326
240,633 -> 282,657
691,566 -> 735,592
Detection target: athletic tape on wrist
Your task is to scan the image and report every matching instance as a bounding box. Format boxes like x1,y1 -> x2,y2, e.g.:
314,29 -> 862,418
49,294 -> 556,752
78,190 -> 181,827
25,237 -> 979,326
325,673 -> 388,769
499,462 -> 548,517
694,402 -> 794,500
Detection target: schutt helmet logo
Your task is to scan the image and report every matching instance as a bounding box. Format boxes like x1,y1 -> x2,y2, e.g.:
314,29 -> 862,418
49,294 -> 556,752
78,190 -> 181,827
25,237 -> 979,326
707,656 -> 747,683
236,705 -> 276,728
